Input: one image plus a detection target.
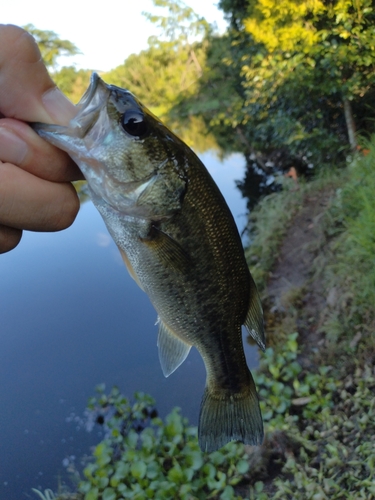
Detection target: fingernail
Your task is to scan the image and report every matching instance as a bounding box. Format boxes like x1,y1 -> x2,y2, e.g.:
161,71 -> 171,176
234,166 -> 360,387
42,88 -> 77,125
0,127 -> 28,165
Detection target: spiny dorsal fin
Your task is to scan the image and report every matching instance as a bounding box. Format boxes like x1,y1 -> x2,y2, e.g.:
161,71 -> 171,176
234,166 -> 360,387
157,319 -> 191,377
244,275 -> 265,351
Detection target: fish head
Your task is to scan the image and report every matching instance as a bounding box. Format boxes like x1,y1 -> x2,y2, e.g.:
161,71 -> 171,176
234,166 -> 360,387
33,73 -> 188,218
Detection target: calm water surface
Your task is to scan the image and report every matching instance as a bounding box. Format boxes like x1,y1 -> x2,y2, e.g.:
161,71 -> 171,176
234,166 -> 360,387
0,152 -> 259,499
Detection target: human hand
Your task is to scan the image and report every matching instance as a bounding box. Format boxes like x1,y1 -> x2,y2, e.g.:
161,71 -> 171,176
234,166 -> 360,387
0,24 -> 84,254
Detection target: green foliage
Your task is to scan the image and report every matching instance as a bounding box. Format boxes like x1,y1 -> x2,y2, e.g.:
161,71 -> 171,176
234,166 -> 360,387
316,138 -> 375,355
25,24 -> 90,106
103,1 -> 217,152
333,141 -> 375,311
170,32 -> 251,154
255,333 -> 338,431
205,0 -> 375,168
104,40 -> 204,118
243,143 -> 375,499
247,328 -> 375,499
24,24 -> 80,70
78,386 -> 249,500
53,67 -> 91,104
142,0 -> 210,44
242,0 -> 375,150
32,489 -> 57,500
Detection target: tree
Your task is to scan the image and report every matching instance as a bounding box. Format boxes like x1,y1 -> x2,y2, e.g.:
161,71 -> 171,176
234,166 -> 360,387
104,0 -> 217,151
53,66 -> 91,104
23,24 -> 80,71
225,0 -> 375,152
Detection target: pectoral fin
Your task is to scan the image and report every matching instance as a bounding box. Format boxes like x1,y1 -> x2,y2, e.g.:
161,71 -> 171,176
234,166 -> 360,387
140,226 -> 191,273
157,319 -> 191,377
244,275 -> 265,351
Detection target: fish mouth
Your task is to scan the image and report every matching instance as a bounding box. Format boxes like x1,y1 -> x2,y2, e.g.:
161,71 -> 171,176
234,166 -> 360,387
76,72 -> 101,112
73,73 -> 110,132
32,72 -> 110,140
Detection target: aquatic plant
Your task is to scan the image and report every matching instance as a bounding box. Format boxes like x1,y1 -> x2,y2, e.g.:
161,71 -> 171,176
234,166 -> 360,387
78,386 -> 250,500
74,331 -> 374,500
32,489 -> 57,500
32,487 -> 83,500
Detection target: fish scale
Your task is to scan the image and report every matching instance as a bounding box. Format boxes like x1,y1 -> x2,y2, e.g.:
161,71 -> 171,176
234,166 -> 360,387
32,72 -> 265,452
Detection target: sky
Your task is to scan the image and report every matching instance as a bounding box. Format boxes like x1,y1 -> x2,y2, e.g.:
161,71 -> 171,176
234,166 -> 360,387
3,0 -> 227,72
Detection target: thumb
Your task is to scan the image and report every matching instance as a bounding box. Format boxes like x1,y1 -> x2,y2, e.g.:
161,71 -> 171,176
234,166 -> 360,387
0,24 -> 77,125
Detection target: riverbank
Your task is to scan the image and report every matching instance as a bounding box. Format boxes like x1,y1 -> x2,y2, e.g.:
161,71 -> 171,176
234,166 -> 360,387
242,144 -> 375,498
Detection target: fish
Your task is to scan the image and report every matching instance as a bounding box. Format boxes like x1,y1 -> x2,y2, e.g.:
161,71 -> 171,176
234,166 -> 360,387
32,73 -> 265,452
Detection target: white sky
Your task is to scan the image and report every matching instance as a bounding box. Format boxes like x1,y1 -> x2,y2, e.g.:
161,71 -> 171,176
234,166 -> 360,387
2,0 -> 227,72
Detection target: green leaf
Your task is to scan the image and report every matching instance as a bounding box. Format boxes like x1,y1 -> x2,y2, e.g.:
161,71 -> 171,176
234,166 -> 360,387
236,459 -> 249,475
102,487 -> 116,500
220,485 -> 235,500
167,465 -> 184,483
186,451 -> 204,470
131,460 -> 147,480
84,488 -> 99,500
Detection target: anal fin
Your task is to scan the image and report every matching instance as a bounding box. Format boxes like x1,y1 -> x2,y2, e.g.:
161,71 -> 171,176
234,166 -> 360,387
244,275 -> 265,351
157,319 -> 191,377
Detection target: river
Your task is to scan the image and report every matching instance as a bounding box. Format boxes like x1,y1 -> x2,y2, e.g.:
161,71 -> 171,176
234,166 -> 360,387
0,151 -> 259,500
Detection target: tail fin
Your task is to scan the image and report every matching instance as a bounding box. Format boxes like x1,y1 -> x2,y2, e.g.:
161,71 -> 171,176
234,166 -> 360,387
198,377 -> 263,452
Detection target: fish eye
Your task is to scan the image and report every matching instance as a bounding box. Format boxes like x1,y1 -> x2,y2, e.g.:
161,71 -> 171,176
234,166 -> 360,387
121,109 -> 148,138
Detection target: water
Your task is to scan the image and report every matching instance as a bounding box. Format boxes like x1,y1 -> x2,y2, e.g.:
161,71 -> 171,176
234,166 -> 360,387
0,152 -> 258,499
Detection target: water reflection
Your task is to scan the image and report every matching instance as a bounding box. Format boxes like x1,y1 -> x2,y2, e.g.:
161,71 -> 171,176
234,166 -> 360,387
0,152 -> 258,499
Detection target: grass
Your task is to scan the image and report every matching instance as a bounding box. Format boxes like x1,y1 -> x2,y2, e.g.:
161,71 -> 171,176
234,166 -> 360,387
244,166 -> 342,295
244,177 -> 305,294
318,144 -> 375,363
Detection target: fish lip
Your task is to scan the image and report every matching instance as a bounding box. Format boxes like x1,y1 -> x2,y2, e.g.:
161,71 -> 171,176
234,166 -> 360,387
71,72 -> 110,136
32,72 -> 110,140
76,72 -> 100,111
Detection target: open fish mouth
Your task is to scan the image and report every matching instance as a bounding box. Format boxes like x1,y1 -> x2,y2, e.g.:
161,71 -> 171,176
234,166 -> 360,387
32,72 -> 110,140
72,73 -> 111,136
76,72 -> 101,111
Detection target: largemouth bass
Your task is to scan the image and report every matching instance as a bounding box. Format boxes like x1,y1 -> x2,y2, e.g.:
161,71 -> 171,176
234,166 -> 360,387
33,73 -> 265,452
